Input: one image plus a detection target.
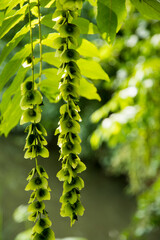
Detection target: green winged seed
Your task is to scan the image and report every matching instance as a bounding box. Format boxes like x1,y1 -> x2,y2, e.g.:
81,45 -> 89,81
25,177 -> 48,191
60,202 -> 73,218
60,83 -> 79,101
68,36 -> 78,46
65,161 -> 82,179
68,154 -> 80,168
33,218 -> 52,234
36,146 -> 49,158
20,107 -> 41,125
33,227 -> 55,240
67,66 -> 81,79
25,145 -> 49,159
58,0 -> 83,10
28,191 -> 36,203
60,189 -> 78,204
53,37 -> 67,48
24,134 -> 36,149
38,135 -> 48,146
59,23 -> 80,39
24,146 -> 37,159
68,99 -> 81,112
35,123 -> 48,136
68,158 -> 86,173
63,0 -> 83,11
28,201 -> 45,213
57,168 -> 76,183
69,132 -> 81,144
60,104 -> 81,121
37,166 -> 49,179
74,200 -> 85,216
60,118 -> 80,134
20,90 -> 43,110
28,212 -> 38,222
61,49 -> 80,62
36,188 -> 51,201
21,80 -> 36,95
63,176 -> 84,192
27,168 -> 36,181
22,56 -> 32,68
61,141 -> 81,155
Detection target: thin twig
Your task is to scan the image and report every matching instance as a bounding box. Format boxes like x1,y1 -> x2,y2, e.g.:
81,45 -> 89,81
28,0 -> 35,87
37,0 -> 42,83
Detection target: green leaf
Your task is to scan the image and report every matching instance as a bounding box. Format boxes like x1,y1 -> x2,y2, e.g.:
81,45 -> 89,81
41,13 -> 55,28
0,67 -> 28,114
0,91 -> 22,137
42,33 -> 59,48
0,4 -> 28,39
0,12 -> 5,27
0,19 -> 38,65
72,17 -> 99,34
0,0 -> 25,11
97,0 -> 117,44
0,74 -> 38,136
77,59 -> 109,81
87,0 -> 97,6
6,0 -> 27,14
42,52 -> 60,67
0,41 -> 38,92
101,0 -> 127,31
131,0 -> 160,20
40,68 -> 60,102
77,39 -> 99,58
79,78 -> 101,101
40,0 -> 56,8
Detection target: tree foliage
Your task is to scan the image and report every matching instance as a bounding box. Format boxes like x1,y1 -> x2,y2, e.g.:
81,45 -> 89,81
0,0 -> 160,239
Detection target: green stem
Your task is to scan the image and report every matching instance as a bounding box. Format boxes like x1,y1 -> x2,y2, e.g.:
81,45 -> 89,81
35,157 -> 38,169
28,0 -> 34,87
37,0 -> 42,83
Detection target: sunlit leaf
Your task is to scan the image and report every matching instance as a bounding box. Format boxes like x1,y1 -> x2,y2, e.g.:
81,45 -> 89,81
0,41 -> 38,92
0,4 -> 28,39
40,68 -> 60,102
97,0 -> 117,44
0,91 -> 22,137
80,78 -> 101,101
0,67 -> 28,114
42,52 -> 61,67
131,0 -> 160,20
72,17 -> 99,34
77,59 -> 109,81
0,19 -> 38,65
77,39 -> 99,58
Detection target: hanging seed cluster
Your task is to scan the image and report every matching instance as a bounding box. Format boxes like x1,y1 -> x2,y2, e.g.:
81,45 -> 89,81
53,0 -> 86,226
20,80 -> 55,240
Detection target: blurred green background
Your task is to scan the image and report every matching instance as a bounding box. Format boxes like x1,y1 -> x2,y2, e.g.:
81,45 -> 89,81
1,1 -> 160,240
